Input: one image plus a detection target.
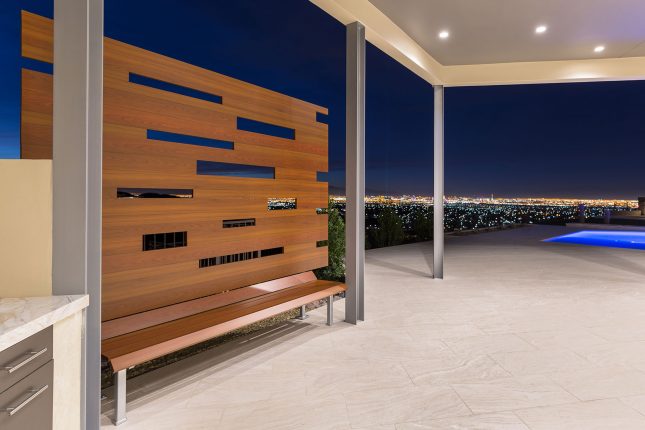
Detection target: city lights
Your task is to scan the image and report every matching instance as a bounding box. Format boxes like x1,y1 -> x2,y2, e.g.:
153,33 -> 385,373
329,195 -> 637,237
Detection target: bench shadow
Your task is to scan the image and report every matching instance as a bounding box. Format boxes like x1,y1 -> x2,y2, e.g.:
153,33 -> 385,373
101,317 -> 350,415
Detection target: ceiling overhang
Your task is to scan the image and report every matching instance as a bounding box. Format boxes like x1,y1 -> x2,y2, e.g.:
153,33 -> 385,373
310,0 -> 645,86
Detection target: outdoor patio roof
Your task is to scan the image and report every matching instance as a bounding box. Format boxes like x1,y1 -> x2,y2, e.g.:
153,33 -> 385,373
311,0 -> 645,86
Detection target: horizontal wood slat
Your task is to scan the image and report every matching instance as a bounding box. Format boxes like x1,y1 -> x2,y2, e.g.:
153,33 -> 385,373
21,11 -> 53,64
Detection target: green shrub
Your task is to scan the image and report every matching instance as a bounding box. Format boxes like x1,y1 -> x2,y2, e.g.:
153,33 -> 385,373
412,207 -> 433,241
368,207 -> 404,248
315,202 -> 345,282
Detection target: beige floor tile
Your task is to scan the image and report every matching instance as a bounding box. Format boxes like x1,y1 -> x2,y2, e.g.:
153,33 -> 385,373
517,328 -> 608,351
549,365 -> 645,401
402,355 -> 510,385
490,349 -> 592,376
353,426 -> 397,430
589,324 -> 645,342
345,385 -> 471,427
405,323 -> 485,341
365,310 -> 447,328
620,394 -> 645,415
576,341 -> 645,367
515,398 -> 645,430
186,368 -> 307,407
305,360 -> 414,396
218,396 -> 350,430
444,334 -> 535,356
101,403 -> 224,430
331,327 -> 456,361
452,375 -> 577,413
396,412 -> 529,429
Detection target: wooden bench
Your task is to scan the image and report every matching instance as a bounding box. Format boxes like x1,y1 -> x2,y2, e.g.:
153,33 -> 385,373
101,271 -> 345,425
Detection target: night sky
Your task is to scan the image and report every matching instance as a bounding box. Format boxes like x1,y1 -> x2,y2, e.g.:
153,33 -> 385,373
1,0 -> 644,199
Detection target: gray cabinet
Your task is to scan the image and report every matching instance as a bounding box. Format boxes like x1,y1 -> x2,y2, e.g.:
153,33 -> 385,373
0,327 -> 52,391
0,328 -> 53,430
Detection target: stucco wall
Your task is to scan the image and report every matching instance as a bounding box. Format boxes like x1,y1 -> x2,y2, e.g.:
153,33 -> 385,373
0,160 -> 52,297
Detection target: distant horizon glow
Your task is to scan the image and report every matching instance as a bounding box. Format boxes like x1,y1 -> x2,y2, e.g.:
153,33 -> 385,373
329,195 -> 639,207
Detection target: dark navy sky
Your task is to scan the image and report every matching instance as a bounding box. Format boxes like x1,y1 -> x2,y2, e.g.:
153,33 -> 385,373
1,0 -> 644,199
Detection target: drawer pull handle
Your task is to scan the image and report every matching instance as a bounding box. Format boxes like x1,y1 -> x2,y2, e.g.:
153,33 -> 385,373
3,348 -> 48,373
5,385 -> 48,416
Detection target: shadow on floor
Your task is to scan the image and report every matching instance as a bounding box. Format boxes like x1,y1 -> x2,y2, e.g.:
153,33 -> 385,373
368,255 -> 433,279
101,318 -> 348,415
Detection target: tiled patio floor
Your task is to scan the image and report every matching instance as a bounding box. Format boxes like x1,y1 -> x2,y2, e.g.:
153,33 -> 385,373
101,225 -> 645,429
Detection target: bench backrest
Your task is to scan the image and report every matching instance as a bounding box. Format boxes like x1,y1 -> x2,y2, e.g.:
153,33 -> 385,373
101,271 -> 316,340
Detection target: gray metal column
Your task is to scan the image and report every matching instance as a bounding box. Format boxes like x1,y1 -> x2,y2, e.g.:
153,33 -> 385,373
53,0 -> 103,428
345,22 -> 366,324
433,85 -> 444,279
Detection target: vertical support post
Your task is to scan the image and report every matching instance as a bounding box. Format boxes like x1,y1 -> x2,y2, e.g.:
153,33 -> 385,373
327,296 -> 334,326
433,86 -> 444,279
297,305 -> 308,320
53,0 -> 103,428
345,21 -> 366,324
113,370 -> 127,425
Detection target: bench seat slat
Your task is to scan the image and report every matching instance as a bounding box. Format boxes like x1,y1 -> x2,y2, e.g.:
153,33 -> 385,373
102,280 -> 345,372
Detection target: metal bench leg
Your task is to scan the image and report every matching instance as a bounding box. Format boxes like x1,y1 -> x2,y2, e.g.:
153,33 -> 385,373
327,295 -> 334,326
296,304 -> 308,320
113,369 -> 127,426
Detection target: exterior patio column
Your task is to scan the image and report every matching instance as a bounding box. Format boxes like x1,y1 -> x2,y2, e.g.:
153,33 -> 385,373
345,21 -> 366,323
433,85 -> 444,279
53,0 -> 103,428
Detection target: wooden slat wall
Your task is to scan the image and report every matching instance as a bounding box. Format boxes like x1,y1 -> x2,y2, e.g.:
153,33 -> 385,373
20,11 -> 330,321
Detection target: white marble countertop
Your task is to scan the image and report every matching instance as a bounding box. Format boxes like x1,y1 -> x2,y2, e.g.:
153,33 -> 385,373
0,295 -> 89,352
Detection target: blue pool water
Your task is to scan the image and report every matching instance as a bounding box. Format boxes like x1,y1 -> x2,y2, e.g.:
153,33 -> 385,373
544,230 -> 645,250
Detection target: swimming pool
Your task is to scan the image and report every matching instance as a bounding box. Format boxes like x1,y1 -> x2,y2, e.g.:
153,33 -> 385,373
544,230 -> 645,250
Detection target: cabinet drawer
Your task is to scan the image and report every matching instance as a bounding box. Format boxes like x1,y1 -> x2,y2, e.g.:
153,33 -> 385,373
0,360 -> 53,430
0,326 -> 53,393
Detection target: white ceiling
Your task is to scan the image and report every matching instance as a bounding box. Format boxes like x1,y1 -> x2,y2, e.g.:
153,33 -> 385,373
368,0 -> 645,65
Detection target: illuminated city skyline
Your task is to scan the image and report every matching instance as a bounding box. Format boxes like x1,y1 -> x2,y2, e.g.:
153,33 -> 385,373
331,195 -> 638,208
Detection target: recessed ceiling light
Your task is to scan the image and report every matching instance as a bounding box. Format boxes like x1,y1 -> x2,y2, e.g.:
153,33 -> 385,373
535,25 -> 547,34
438,30 -> 450,40
594,45 -> 605,53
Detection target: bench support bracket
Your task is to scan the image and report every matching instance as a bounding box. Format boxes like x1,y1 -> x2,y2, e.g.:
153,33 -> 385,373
327,296 -> 334,326
113,369 -> 127,426
296,305 -> 308,320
